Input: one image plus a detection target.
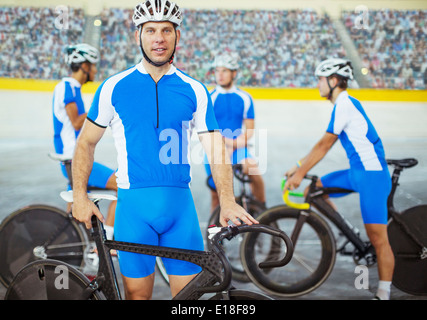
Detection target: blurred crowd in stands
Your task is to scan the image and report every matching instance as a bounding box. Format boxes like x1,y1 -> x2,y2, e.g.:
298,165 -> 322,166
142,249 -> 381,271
343,9 -> 427,90
0,6 -> 85,79
98,8 -> 347,88
0,5 -> 426,90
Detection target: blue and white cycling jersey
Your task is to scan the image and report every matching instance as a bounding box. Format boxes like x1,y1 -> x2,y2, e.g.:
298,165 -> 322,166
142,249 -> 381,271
327,91 -> 387,171
87,62 -> 218,189
52,77 -> 85,157
210,85 -> 254,139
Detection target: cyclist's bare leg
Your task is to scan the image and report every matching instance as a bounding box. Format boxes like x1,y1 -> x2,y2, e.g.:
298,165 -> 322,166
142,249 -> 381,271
169,274 -> 198,297
105,174 -> 118,227
122,273 -> 155,300
365,223 -> 394,299
242,159 -> 265,204
365,223 -> 395,281
122,273 -> 197,299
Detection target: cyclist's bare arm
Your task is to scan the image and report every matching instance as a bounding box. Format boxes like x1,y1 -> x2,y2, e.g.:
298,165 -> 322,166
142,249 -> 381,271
65,102 -> 87,131
285,132 -> 338,191
224,119 -> 254,151
72,120 -> 106,228
199,131 -> 258,227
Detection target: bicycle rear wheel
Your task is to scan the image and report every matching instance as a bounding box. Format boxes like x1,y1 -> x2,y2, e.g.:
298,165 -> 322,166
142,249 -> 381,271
206,199 -> 266,282
241,205 -> 336,297
209,289 -> 274,300
388,205 -> 427,295
0,204 -> 88,287
5,259 -> 105,300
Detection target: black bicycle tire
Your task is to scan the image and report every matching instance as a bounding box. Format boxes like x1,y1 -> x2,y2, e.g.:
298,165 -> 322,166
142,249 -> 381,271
0,204 -> 88,287
206,199 -> 266,282
5,259 -> 105,300
208,289 -> 274,300
388,205 -> 427,295
241,205 -> 336,297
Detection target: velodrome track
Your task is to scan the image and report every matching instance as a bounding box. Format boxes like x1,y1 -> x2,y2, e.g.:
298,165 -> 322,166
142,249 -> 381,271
0,88 -> 426,300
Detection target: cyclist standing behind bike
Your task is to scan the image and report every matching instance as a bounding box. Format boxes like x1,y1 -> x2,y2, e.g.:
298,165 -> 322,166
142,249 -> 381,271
284,59 -> 394,300
52,43 -> 117,240
205,53 -> 266,212
71,0 -> 257,300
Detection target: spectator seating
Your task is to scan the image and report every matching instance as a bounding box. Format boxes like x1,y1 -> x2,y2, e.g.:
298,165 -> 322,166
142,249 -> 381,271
343,9 -> 427,90
0,6 -> 85,80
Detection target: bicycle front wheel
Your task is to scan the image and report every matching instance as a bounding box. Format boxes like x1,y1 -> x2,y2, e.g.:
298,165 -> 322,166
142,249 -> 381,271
0,204 -> 88,287
5,259 -> 105,300
241,205 -> 336,297
206,199 -> 266,282
388,205 -> 427,295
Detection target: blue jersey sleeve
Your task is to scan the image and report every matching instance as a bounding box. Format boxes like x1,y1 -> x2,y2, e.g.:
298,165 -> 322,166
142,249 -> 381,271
63,81 -> 76,105
193,84 -> 219,133
326,105 -> 336,134
87,79 -> 115,128
245,96 -> 255,119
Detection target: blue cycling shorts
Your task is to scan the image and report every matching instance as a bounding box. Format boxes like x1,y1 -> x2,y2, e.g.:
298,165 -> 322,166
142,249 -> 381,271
61,161 -> 115,190
204,147 -> 253,190
321,168 -> 391,225
114,186 -> 204,278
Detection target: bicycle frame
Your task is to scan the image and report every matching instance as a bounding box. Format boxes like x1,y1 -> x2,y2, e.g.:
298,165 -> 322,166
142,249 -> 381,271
88,211 -> 293,300
286,158 -> 426,261
304,176 -> 369,255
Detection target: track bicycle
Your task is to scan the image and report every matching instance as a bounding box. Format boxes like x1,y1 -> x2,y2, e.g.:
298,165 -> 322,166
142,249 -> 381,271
205,164 -> 266,282
5,191 -> 293,300
241,158 -> 427,298
0,153 -> 113,287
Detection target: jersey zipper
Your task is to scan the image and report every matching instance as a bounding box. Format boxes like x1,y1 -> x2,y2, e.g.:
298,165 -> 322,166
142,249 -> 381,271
150,75 -> 164,129
155,82 -> 159,128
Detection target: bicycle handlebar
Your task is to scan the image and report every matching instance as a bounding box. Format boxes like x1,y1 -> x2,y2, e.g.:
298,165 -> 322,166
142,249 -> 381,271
209,224 -> 294,269
281,178 -> 310,210
200,223 -> 293,294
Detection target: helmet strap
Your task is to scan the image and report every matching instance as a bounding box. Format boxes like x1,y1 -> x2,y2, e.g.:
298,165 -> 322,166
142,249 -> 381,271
326,77 -> 338,100
79,63 -> 92,84
138,26 -> 177,67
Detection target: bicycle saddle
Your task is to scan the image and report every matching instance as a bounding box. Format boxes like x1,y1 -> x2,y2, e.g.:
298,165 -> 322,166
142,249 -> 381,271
48,152 -> 72,162
60,191 -> 117,203
386,158 -> 418,168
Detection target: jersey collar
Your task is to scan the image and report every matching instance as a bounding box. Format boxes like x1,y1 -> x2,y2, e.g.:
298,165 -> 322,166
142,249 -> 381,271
136,60 -> 177,76
64,77 -> 82,88
215,84 -> 237,94
335,90 -> 349,104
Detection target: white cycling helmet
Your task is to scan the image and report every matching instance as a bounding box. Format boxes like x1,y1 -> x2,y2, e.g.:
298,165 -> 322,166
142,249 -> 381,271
315,58 -> 354,80
133,0 -> 183,28
213,53 -> 239,71
65,43 -> 99,65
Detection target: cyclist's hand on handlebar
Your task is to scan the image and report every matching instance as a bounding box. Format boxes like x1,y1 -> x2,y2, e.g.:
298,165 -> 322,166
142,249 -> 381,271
219,200 -> 259,227
72,194 -> 105,229
283,171 -> 304,193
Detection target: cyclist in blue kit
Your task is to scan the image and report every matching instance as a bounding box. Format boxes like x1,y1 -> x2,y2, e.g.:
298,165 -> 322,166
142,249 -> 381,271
52,43 -> 117,239
206,53 -> 265,212
71,0 -> 257,300
284,59 -> 394,300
